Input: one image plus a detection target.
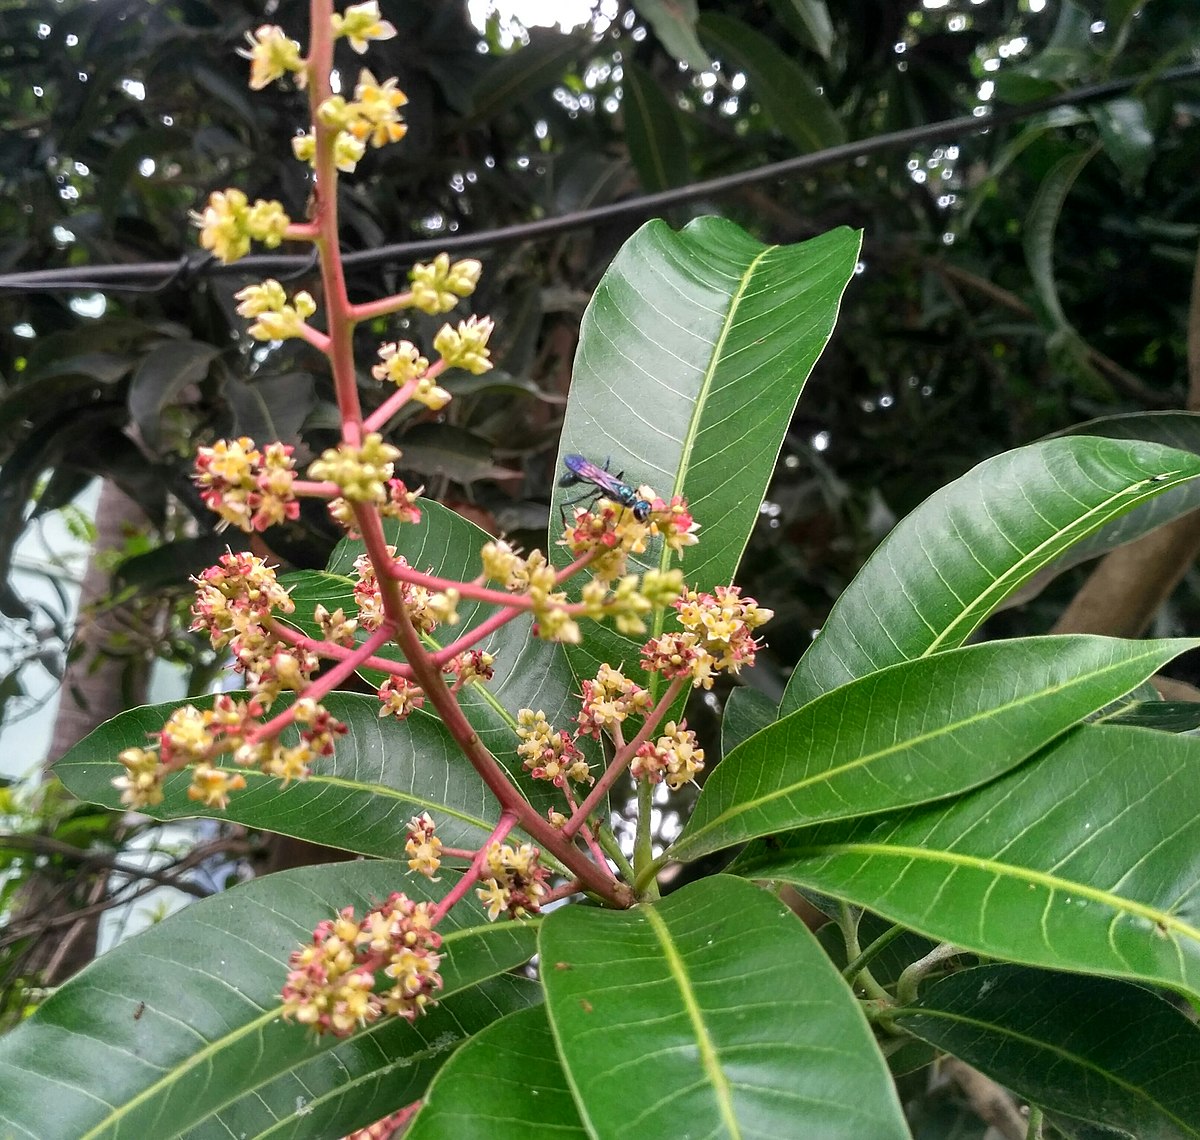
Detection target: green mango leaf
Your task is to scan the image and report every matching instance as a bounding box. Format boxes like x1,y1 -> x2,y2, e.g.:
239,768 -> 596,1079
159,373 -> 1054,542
407,1004 -> 586,1139
55,691 -> 500,855
781,435 -> 1200,715
895,965 -> 1200,1139
766,0 -> 834,60
1000,412 -> 1200,606
623,59 -> 690,192
0,861 -> 539,1140
1092,97 -> 1155,185
636,0 -> 712,73
720,684 -> 778,756
1024,143 -> 1101,333
539,876 -> 909,1139
1097,699 -> 1200,733
698,13 -> 844,151
309,501 -> 588,801
733,723 -> 1200,1000
181,975 -> 540,1140
469,30 -> 589,123
675,635 -> 1195,862
552,218 -> 860,679
127,339 -> 219,449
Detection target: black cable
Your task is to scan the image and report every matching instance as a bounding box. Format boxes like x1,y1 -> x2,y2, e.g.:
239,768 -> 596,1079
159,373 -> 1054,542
3,62 -> 1198,296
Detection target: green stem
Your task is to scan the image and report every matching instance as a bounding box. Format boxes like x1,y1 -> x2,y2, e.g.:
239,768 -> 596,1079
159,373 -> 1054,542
838,902 -> 891,1004
840,922 -> 908,984
596,823 -> 636,884
895,942 -> 961,1006
634,779 -> 659,899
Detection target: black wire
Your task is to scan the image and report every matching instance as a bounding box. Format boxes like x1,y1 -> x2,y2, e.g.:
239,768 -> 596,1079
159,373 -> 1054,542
3,63 -> 1198,296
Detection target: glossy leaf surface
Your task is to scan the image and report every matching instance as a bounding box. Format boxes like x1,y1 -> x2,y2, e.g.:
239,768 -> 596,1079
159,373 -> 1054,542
733,724 -> 1200,999
552,218 -> 860,679
408,1004 -> 586,1139
895,965 -> 1200,1138
0,861 -> 538,1140
56,691 -> 497,856
539,876 -> 909,1140
782,436 -> 1200,715
699,14 -> 844,151
675,635 -> 1194,861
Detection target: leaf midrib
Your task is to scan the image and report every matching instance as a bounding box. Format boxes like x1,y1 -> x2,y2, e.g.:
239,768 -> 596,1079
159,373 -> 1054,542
894,1006 -> 1200,1136
643,905 -> 741,1140
926,467 -> 1193,656
780,841 -> 1200,950
80,920 -> 537,1139
684,644 -> 1177,853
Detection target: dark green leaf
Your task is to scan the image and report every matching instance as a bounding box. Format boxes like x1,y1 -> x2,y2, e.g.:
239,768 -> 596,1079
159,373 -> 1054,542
1097,699 -> 1200,733
720,685 -> 778,756
622,59 -> 690,192
676,635 -> 1195,861
553,219 -> 860,682
55,691 -> 503,855
636,0 -> 712,73
0,860 -> 538,1140
895,965 -> 1200,1139
468,31 -> 589,123
781,436 -> 1200,715
397,423 -> 517,482
127,340 -> 219,448
733,723 -> 1200,1000
112,535 -> 227,594
1092,97 -> 1154,184
224,373 -> 315,444
699,13 -> 844,151
1024,143 -> 1101,332
766,0 -> 834,60
408,1004 -> 586,1139
539,876 -> 909,1139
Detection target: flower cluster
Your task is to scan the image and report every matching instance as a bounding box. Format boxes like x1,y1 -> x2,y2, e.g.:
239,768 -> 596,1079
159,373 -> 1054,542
234,279 -> 316,341
476,842 -> 549,921
191,188 -> 292,264
329,477 -> 423,534
352,550 -> 455,634
641,586 -> 773,689
632,720 -> 705,790
194,437 -> 298,532
240,24 -> 305,91
377,675 -> 425,720
114,696 -> 253,811
433,316 -> 495,375
576,664 -> 654,739
561,492 -> 697,582
299,68 -> 408,171
308,434 -> 401,503
281,891 -> 441,1037
331,1 -> 396,53
190,554 -> 319,709
516,708 -> 592,787
409,254 -> 484,315
113,684 -> 345,812
110,552 -> 351,808
445,649 -> 495,692
405,812 -> 442,879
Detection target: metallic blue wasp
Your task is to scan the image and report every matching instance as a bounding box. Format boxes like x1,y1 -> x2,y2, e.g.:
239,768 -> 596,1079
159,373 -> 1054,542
559,454 -> 653,522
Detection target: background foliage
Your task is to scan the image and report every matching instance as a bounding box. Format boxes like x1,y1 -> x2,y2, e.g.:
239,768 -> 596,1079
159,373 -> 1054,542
1,0 -> 1199,1135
